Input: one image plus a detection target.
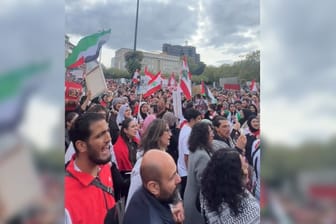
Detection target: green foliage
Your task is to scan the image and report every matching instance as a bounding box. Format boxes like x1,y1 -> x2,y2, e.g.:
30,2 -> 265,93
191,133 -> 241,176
191,74 -> 209,84
261,137 -> 336,187
124,51 -> 143,76
200,50 -> 260,83
103,67 -> 130,79
188,58 -> 206,75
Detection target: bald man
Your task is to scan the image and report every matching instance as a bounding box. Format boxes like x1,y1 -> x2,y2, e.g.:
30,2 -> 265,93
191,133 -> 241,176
123,150 -> 181,224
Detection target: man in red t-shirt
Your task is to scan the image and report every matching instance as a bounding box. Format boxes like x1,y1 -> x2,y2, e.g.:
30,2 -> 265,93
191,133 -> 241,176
65,113 -> 116,223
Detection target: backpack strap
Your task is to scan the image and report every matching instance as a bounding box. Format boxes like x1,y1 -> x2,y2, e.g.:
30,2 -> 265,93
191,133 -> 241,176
65,171 -> 114,197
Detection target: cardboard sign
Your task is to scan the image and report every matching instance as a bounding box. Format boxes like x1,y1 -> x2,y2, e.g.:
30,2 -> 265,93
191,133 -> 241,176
85,65 -> 107,99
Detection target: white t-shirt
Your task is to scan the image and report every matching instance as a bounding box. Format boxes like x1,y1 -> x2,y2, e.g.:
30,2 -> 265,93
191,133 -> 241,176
177,125 -> 191,177
125,157 -> 143,209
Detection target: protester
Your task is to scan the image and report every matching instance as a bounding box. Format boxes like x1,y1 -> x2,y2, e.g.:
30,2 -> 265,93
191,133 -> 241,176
113,118 -> 139,175
124,150 -> 181,224
245,115 -> 260,166
177,108 -> 202,199
200,149 -> 260,224
116,104 -> 133,128
184,122 -> 214,224
65,113 -> 117,223
65,112 -> 78,150
212,116 -> 246,155
162,111 -> 179,163
127,120 -> 183,223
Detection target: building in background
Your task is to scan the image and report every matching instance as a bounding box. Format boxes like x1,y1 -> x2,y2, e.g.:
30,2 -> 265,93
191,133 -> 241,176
162,43 -> 200,64
112,48 -> 181,75
65,35 -> 75,59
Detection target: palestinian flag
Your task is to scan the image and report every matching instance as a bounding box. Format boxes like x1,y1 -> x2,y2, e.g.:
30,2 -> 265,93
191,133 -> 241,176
0,63 -> 48,134
179,56 -> 192,100
201,80 -> 217,103
65,29 -> 111,68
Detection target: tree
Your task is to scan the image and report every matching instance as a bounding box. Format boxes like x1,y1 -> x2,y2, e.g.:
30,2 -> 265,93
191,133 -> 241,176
187,58 -> 206,75
124,51 -> 144,77
103,67 -> 129,79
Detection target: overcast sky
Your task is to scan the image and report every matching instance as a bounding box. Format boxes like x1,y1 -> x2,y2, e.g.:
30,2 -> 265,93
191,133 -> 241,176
66,0 -> 260,67
261,1 -> 336,146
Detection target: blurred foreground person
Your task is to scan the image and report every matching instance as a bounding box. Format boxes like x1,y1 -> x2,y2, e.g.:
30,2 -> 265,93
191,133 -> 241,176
200,149 -> 260,224
124,150 -> 181,224
65,113 -> 117,223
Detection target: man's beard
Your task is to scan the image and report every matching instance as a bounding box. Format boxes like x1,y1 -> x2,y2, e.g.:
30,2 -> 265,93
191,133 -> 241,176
87,144 -> 111,165
158,186 -> 179,204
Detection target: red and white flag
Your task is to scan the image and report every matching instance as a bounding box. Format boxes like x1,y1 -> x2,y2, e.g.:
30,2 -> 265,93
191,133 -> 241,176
132,69 -> 140,84
179,56 -> 192,100
168,72 -> 177,92
250,79 -> 258,92
144,66 -> 155,80
143,73 -> 162,98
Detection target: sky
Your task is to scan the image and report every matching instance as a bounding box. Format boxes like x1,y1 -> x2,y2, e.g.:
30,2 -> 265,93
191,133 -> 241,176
261,1 -> 336,145
65,0 -> 260,67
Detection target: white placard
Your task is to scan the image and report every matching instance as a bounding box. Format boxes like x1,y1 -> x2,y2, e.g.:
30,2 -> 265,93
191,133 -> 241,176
85,65 -> 107,99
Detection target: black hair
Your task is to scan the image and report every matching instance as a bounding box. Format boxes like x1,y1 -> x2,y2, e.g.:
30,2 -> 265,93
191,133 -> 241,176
201,149 -> 246,216
183,108 -> 201,122
188,122 -> 212,153
120,118 -> 134,142
69,113 -> 106,153
212,116 -> 227,128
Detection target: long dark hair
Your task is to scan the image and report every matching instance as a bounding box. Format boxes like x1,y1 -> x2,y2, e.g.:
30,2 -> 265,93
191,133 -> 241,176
188,122 -> 212,153
140,119 -> 168,152
120,118 -> 138,165
201,149 -> 246,216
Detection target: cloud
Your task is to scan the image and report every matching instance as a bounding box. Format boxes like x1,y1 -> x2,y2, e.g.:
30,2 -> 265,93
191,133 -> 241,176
66,0 -> 260,65
262,1 -> 336,100
66,0 -> 198,51
261,1 -> 336,145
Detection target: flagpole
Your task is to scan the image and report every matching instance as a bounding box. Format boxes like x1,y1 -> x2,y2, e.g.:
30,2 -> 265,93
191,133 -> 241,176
133,0 -> 140,52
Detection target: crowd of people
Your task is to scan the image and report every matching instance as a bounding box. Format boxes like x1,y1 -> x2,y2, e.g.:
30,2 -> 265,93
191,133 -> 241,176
64,79 -> 261,224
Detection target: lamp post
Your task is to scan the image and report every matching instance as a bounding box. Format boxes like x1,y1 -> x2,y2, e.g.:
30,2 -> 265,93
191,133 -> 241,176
133,0 -> 140,52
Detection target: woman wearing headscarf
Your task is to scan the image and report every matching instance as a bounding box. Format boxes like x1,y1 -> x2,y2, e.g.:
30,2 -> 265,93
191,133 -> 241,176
108,97 -> 124,144
137,102 -> 149,124
184,121 -> 214,224
116,104 -> 133,128
200,149 -> 260,224
245,115 -> 260,166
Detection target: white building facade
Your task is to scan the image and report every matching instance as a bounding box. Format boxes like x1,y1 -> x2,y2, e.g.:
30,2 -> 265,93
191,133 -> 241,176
112,48 -> 181,75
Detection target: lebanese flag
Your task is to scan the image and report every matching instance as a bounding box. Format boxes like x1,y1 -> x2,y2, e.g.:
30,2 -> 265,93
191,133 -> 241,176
250,79 -> 258,92
144,66 -> 155,79
143,73 -> 162,98
132,69 -> 140,84
168,72 -> 177,91
180,56 -> 192,100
